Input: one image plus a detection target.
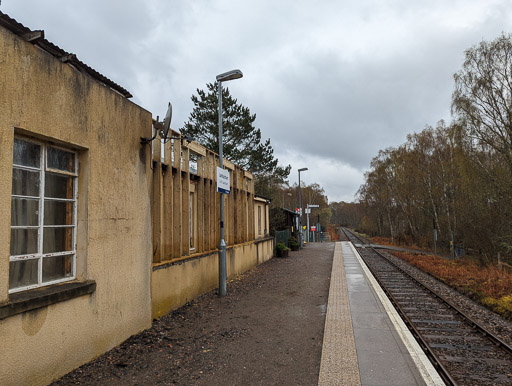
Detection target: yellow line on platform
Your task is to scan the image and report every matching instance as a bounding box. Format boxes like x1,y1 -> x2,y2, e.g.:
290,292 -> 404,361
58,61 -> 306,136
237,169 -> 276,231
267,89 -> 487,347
318,242 -> 361,386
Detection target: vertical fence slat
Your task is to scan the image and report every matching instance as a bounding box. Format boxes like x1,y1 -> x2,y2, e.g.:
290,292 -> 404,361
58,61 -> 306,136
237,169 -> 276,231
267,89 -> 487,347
152,139 -> 162,263
162,140 -> 173,259
172,138 -> 182,259
181,147 -> 190,255
151,138 -> 266,264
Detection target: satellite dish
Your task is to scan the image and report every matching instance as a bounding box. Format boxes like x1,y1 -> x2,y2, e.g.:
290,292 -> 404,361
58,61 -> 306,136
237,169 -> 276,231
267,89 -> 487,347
160,102 -> 172,141
140,102 -> 173,145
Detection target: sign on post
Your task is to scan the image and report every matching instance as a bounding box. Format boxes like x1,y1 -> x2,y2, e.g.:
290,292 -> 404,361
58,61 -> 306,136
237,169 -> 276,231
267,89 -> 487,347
216,167 -> 230,194
311,225 -> 317,231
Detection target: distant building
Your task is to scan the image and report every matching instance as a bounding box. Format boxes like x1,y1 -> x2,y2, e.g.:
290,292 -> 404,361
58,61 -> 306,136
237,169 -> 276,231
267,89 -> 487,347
255,196 -> 270,238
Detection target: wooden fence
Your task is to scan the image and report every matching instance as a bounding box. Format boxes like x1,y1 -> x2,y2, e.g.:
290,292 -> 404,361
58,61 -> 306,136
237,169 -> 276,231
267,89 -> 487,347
151,129 -> 256,264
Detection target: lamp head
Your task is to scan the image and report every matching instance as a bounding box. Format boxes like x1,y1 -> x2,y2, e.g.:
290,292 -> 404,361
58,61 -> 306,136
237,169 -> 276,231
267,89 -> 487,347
298,167 -> 308,172
216,69 -> 243,82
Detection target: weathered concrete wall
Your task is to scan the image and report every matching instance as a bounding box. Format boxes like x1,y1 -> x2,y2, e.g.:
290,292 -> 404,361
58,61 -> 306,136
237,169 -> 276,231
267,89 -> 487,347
151,238 -> 274,318
0,25 -> 153,385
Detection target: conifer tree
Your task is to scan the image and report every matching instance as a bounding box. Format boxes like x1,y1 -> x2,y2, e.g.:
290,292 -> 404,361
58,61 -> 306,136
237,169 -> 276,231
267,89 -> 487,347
181,82 -> 290,193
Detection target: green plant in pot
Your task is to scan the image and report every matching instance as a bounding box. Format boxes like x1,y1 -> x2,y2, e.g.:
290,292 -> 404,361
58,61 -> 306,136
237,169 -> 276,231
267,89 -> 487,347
288,236 -> 300,251
276,242 -> 290,258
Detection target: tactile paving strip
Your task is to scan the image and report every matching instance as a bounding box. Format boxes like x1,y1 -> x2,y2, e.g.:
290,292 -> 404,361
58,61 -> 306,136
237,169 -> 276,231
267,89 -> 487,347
318,242 -> 361,385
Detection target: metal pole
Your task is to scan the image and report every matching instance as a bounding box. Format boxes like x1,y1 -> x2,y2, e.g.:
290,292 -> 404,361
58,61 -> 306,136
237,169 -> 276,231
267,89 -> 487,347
298,171 -> 302,248
218,81 -> 227,297
306,205 -> 310,243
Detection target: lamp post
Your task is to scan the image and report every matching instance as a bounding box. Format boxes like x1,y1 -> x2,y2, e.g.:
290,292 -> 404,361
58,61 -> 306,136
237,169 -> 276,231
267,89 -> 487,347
298,167 -> 308,248
217,69 -> 243,297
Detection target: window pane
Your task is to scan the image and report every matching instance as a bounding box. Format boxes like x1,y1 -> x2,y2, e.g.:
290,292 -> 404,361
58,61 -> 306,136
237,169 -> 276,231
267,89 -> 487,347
44,200 -> 74,225
45,173 -> 74,199
47,147 -> 75,173
43,227 -> 74,253
11,197 -> 39,226
9,259 -> 39,289
42,255 -> 73,282
12,168 -> 40,196
10,228 -> 38,255
13,138 -> 40,167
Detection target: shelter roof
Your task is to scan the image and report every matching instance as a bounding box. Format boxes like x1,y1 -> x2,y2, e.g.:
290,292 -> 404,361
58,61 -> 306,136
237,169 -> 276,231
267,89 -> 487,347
281,208 -> 299,216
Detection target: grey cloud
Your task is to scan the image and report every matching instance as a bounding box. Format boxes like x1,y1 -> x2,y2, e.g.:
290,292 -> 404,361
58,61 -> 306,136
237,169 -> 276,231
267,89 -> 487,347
3,0 -> 512,201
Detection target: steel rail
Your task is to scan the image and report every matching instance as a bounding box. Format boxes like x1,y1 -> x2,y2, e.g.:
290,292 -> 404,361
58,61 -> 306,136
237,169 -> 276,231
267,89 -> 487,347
342,228 -> 512,384
342,228 -> 512,356
341,228 -> 457,385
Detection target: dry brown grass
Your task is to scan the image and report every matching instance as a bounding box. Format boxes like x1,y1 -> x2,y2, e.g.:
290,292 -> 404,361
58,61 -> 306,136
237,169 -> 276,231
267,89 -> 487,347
391,251 -> 512,321
371,236 -> 394,246
371,236 -> 421,250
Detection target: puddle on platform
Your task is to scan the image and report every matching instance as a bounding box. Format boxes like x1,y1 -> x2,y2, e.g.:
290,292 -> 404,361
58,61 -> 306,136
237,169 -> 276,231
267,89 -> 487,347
346,273 -> 366,289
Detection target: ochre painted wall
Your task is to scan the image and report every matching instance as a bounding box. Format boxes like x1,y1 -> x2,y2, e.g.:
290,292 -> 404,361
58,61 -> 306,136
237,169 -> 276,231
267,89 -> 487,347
152,238 -> 274,319
0,26 -> 153,385
0,18 -> 276,385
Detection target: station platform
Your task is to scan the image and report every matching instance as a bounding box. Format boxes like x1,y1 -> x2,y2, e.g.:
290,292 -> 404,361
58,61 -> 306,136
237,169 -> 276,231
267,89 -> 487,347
318,241 -> 444,386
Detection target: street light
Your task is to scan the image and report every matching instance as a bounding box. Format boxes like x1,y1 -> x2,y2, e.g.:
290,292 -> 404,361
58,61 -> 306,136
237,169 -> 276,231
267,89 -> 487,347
298,167 -> 308,248
217,69 -> 243,297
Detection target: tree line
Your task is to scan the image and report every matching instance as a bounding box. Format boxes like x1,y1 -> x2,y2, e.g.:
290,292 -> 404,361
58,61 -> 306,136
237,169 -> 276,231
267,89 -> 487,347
356,34 -> 512,262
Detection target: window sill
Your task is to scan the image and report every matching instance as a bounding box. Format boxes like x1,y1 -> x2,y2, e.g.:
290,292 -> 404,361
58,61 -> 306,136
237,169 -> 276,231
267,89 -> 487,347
0,280 -> 96,320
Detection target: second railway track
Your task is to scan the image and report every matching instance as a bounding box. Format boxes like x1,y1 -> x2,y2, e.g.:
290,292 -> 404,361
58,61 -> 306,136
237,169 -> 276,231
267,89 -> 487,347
341,227 -> 512,385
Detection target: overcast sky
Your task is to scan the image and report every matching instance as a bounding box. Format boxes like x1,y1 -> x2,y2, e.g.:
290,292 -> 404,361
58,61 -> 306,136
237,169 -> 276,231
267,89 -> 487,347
3,1 -> 512,202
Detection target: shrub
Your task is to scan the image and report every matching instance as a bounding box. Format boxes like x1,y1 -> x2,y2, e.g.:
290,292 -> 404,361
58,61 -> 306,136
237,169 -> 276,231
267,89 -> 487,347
288,236 -> 299,247
276,242 -> 287,251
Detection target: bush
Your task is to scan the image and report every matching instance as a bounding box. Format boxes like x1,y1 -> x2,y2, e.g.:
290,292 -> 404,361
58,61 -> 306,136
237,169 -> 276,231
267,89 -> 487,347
276,242 -> 290,258
276,242 -> 287,251
288,236 -> 298,247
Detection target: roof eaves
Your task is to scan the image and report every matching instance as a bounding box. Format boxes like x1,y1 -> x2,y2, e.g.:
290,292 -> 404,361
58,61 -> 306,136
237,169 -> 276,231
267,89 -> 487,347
255,194 -> 272,202
0,11 -> 133,98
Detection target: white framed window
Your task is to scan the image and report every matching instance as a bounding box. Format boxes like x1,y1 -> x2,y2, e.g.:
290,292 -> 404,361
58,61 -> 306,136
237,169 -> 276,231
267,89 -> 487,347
9,137 -> 78,293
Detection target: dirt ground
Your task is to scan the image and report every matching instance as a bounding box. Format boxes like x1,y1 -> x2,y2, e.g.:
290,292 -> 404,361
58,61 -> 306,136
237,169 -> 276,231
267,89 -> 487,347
53,242 -> 334,385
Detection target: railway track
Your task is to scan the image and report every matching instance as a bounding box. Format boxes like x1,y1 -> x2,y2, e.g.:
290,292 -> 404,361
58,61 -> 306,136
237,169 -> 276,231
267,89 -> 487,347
341,227 -> 512,385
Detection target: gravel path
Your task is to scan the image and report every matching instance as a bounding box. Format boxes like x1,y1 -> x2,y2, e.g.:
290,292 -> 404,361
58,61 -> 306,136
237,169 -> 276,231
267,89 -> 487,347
53,243 -> 334,385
